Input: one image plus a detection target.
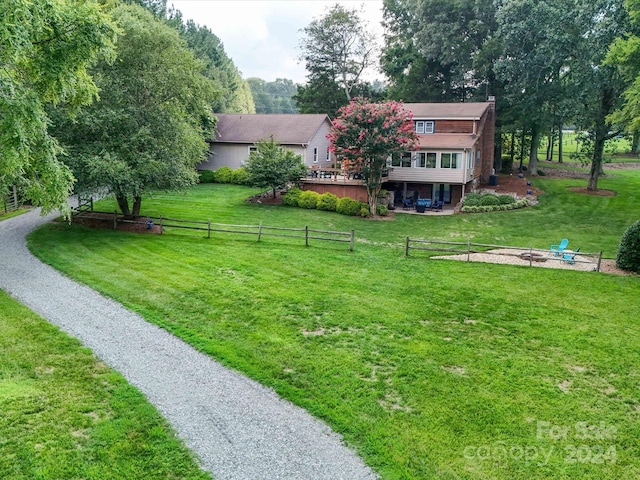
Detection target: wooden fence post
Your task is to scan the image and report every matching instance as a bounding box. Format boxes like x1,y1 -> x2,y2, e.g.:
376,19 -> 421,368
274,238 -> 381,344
305,226 -> 309,247
529,246 -> 533,267
350,230 -> 354,252
467,240 -> 471,262
113,211 -> 117,230
597,251 -> 602,272
258,222 -> 263,242
207,219 -> 211,239
159,216 -> 163,234
90,197 -> 94,212
405,237 -> 410,257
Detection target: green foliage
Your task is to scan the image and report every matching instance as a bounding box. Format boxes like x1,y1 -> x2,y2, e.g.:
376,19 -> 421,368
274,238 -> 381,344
247,78 -> 298,113
51,4 -> 218,216
0,0 -> 117,217
317,192 -> 338,211
498,194 -> 516,205
282,187 -> 302,207
198,170 -> 215,183
376,204 -> 389,216
616,219 -> 640,272
212,167 -> 233,183
246,136 -> 307,198
336,197 -> 362,216
230,167 -> 250,185
297,190 -> 320,209
297,4 -> 376,115
461,198 -> 528,213
359,206 -> 371,217
501,155 -> 514,173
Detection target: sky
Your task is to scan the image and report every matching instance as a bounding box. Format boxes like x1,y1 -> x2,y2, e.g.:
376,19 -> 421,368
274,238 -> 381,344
169,0 -> 384,84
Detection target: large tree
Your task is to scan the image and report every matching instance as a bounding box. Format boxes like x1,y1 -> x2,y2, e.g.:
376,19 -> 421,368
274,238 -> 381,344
296,4 -> 377,115
0,0 -> 116,216
245,136 -> 307,198
328,98 -> 419,215
247,78 -> 299,114
52,4 -> 217,216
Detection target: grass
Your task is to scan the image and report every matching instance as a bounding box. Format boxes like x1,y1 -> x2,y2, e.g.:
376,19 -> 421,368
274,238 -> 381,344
0,290 -> 211,480
533,132 -> 636,163
0,207 -> 30,221
25,171 -> 640,479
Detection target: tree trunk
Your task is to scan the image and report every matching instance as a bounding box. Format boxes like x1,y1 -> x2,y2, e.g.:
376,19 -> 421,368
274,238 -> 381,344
528,125 -> 541,175
132,196 -> 142,217
518,129 -> 525,171
116,195 -> 131,216
558,126 -> 563,163
546,130 -> 553,161
632,130 -> 640,155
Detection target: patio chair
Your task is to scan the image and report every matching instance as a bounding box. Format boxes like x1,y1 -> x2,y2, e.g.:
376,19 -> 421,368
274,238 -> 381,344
402,198 -> 414,210
561,247 -> 580,265
550,238 -> 569,256
431,200 -> 444,211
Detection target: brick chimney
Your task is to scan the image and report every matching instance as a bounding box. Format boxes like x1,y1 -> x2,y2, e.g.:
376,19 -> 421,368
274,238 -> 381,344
480,96 -> 496,184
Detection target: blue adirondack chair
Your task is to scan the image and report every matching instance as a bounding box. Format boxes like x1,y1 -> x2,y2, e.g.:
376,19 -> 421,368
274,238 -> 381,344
561,248 -> 580,265
550,238 -> 569,256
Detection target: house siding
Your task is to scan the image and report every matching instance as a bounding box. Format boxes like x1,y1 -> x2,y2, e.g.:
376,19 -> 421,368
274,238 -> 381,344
200,143 -> 306,170
434,120 -> 474,134
303,121 -> 333,167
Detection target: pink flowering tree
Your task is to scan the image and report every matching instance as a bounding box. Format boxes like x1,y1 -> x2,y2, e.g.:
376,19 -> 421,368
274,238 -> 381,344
327,98 -> 419,215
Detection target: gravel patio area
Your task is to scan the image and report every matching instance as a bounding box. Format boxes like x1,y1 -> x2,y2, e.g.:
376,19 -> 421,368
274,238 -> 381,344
0,207 -> 377,480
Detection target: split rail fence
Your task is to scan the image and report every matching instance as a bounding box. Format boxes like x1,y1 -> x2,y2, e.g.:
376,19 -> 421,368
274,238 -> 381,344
405,238 -> 603,272
72,206 -> 354,251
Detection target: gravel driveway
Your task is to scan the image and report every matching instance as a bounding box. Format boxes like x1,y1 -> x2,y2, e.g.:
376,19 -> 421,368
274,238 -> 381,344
0,208 -> 377,480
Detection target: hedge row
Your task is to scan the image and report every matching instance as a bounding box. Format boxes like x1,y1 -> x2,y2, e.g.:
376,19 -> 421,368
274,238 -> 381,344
198,167 -> 250,185
461,198 -> 529,213
282,188 -> 388,217
463,192 -> 516,207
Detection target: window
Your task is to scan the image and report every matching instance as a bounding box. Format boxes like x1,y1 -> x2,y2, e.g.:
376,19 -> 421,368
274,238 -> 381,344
415,121 -> 434,134
416,152 -> 426,168
425,152 -> 436,168
476,150 -> 481,166
313,147 -> 318,163
391,153 -> 402,167
326,149 -> 331,161
401,152 -> 412,167
441,153 -> 460,169
249,146 -> 258,155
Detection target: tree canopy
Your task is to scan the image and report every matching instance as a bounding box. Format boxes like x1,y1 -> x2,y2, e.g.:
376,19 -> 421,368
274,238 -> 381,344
0,0 -> 116,216
247,78 -> 299,114
51,4 -> 218,216
296,4 -> 378,116
328,99 -> 419,214
245,136 -> 307,197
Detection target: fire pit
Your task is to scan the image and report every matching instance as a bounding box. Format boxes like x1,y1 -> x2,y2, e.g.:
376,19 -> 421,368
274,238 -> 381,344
519,252 -> 547,262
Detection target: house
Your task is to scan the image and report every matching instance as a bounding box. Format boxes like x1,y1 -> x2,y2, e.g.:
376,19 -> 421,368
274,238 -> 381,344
382,98 -> 495,207
301,98 -> 496,207
198,113 -> 333,171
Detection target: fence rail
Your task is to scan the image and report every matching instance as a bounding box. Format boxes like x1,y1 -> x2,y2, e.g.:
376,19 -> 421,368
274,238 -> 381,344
2,186 -> 20,214
405,238 -> 603,272
72,209 -> 355,251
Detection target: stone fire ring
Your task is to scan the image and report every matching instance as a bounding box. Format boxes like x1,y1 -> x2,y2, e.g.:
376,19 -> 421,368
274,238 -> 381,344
519,252 -> 547,262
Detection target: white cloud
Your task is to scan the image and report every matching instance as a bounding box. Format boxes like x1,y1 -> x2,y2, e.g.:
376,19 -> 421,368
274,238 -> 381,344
169,0 -> 384,84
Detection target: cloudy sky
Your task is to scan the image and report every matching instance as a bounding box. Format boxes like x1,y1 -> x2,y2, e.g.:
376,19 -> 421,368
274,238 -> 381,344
170,0 -> 384,84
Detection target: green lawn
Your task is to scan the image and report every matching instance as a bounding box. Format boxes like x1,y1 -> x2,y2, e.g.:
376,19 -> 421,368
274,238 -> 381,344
26,173 -> 640,479
0,290 -> 211,480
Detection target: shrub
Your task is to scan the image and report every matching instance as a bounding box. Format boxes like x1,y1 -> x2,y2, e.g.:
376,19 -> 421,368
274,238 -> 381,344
463,196 -> 480,207
479,194 -> 500,206
213,166 -> 233,183
298,190 -> 320,209
231,167 -> 250,185
282,188 -> 302,207
336,197 -> 362,216
197,170 -> 215,183
616,220 -> 640,273
500,155 -> 513,173
537,169 -> 546,176
497,194 -> 516,205
317,192 -> 338,211
376,204 -> 389,216
359,206 -> 370,217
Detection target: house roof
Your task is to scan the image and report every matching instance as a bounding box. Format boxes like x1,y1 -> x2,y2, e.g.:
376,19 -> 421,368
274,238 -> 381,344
211,114 -> 330,145
419,134 -> 480,149
405,102 -> 492,120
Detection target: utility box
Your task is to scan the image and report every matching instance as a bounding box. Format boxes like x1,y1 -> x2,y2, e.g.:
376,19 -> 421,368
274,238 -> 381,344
489,174 -> 498,186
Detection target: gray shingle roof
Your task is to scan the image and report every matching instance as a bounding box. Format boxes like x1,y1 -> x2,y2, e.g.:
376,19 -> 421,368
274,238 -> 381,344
212,114 -> 330,145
